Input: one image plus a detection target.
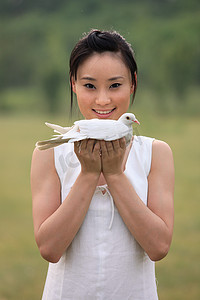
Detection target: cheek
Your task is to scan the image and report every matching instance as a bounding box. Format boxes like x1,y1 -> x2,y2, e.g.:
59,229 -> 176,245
76,92 -> 94,113
115,90 -> 131,105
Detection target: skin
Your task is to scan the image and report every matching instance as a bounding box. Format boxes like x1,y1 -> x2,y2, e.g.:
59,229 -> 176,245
71,52 -> 134,120
31,52 -> 174,263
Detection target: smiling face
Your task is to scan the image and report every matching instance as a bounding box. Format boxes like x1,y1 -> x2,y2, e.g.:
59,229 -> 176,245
71,52 -> 134,120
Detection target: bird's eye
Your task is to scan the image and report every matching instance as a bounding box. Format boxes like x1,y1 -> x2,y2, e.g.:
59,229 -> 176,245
126,116 -> 130,120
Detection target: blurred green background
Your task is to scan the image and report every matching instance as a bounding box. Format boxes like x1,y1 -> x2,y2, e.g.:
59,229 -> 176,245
0,0 -> 199,299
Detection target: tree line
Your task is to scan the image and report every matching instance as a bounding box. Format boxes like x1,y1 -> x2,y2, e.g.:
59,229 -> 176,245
0,0 -> 199,113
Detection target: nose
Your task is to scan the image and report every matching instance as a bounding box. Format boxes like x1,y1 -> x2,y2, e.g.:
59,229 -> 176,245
95,89 -> 111,106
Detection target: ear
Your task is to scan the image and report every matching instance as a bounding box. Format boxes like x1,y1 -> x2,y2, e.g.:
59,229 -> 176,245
130,83 -> 134,95
134,71 -> 137,87
130,71 -> 137,94
71,76 -> 77,94
130,81 -> 134,95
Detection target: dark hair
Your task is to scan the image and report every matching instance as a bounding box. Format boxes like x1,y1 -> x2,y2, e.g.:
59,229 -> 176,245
69,29 -> 138,111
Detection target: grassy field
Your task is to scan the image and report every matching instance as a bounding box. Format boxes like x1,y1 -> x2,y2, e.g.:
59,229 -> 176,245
0,111 -> 199,300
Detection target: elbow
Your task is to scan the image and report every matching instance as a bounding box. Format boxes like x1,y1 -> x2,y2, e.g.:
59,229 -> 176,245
39,244 -> 62,264
148,241 -> 171,262
35,232 -> 63,263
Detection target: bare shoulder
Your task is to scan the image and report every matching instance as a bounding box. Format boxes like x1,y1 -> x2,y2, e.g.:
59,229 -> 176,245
31,147 -> 54,168
152,139 -> 173,157
148,139 -> 174,197
31,148 -> 55,180
31,147 -> 59,195
151,139 -> 174,171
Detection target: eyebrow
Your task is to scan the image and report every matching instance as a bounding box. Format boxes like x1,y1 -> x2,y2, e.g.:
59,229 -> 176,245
80,76 -> 124,81
80,76 -> 96,81
108,76 -> 124,81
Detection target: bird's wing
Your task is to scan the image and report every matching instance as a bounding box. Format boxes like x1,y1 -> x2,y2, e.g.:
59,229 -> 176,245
76,119 -> 117,139
105,122 -> 131,140
35,124 -> 86,150
77,119 -> 131,140
59,124 -> 87,140
45,122 -> 72,134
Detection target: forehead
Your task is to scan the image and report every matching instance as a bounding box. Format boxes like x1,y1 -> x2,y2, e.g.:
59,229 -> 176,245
77,51 -> 131,79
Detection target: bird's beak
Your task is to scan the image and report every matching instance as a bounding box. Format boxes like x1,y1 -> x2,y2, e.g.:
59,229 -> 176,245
134,119 -> 140,125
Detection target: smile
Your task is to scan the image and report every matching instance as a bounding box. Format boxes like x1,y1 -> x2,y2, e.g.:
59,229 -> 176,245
93,108 -> 116,115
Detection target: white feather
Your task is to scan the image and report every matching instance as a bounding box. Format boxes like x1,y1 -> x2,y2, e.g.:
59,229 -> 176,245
36,113 -> 140,150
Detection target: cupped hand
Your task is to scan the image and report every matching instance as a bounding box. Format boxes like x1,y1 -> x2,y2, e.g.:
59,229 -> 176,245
100,138 -> 126,178
74,139 -> 101,175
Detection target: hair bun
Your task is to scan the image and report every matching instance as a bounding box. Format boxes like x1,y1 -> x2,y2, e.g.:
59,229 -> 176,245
87,30 -> 117,51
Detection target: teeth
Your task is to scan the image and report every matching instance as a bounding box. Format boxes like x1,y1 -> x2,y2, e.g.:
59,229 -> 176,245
94,109 -> 114,114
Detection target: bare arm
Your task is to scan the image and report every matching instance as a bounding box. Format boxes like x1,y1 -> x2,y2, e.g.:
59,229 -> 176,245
100,138 -> 174,261
31,140 -> 101,263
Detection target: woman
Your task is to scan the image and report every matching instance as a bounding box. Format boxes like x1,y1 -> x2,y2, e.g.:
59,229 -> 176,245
31,29 -> 174,299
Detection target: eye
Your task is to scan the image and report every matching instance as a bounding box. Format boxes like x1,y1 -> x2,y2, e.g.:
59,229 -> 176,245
110,83 -> 121,89
84,83 -> 96,89
126,116 -> 130,120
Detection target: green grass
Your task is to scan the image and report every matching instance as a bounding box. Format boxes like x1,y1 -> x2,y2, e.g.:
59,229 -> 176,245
0,111 -> 199,299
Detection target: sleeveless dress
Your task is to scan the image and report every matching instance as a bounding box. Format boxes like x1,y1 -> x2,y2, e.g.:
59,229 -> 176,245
42,135 -> 158,300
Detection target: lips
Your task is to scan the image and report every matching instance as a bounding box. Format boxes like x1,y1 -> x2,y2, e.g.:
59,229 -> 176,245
94,109 -> 114,114
92,108 -> 116,118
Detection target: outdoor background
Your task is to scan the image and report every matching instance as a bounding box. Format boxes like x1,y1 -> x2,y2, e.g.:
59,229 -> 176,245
0,0 -> 199,299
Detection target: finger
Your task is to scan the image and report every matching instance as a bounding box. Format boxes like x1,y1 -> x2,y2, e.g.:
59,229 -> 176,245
74,141 -> 82,153
80,139 -> 87,150
112,139 -> 120,152
86,139 -> 96,152
74,140 -> 81,147
119,137 -> 126,149
100,140 -> 108,155
74,141 -> 79,149
105,141 -> 114,154
93,139 -> 99,152
93,141 -> 101,156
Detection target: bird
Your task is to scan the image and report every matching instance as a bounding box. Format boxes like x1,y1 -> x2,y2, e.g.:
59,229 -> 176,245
35,113 -> 140,150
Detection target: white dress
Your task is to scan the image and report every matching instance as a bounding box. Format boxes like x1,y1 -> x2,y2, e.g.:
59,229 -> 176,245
42,135 -> 158,300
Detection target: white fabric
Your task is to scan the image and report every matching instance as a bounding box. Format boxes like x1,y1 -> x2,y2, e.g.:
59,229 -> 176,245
42,135 -> 158,300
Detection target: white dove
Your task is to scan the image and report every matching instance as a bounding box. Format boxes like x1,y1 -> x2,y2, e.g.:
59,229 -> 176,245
36,113 -> 140,150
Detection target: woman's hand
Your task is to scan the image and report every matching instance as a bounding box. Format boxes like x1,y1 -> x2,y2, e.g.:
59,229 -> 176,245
100,138 -> 126,178
74,139 -> 101,176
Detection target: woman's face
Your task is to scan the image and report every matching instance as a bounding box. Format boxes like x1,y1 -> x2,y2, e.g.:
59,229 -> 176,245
71,52 -> 134,120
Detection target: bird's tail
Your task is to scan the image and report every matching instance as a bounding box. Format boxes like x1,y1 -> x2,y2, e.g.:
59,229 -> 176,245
35,122 -> 74,150
35,137 -> 70,150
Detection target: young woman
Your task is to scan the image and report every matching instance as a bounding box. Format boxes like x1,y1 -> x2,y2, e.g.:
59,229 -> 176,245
31,29 -> 174,299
